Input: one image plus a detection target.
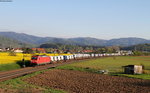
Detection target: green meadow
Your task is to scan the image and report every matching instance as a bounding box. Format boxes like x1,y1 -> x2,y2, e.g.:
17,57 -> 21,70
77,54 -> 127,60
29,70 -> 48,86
57,56 -> 150,79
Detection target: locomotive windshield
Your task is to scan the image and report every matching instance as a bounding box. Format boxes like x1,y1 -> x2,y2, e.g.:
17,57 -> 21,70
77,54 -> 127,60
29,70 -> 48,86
31,57 -> 38,60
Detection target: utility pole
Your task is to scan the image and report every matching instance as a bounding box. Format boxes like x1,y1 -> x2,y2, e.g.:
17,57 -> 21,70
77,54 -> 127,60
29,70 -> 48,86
22,43 -> 26,68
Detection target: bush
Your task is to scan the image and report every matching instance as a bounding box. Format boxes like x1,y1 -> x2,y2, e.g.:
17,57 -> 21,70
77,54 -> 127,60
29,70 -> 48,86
9,51 -> 16,56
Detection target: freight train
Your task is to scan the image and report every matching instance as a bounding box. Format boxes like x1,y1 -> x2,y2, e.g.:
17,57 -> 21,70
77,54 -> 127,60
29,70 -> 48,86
30,53 -> 121,65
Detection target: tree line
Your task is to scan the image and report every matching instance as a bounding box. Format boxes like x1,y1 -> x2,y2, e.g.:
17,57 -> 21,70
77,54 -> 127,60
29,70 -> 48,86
39,43 -> 120,54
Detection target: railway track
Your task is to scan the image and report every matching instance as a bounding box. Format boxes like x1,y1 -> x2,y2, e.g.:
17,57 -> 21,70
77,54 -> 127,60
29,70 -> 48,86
0,58 -> 89,81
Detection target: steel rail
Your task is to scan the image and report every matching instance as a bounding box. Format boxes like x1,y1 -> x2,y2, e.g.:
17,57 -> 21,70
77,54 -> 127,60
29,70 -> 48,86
0,59 -> 86,81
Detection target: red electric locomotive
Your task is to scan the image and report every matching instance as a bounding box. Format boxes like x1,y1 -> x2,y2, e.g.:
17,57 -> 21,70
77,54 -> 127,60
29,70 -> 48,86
31,55 -> 51,65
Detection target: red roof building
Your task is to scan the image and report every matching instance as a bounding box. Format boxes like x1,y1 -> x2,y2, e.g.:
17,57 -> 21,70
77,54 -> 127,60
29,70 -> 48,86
83,50 -> 93,53
32,48 -> 46,53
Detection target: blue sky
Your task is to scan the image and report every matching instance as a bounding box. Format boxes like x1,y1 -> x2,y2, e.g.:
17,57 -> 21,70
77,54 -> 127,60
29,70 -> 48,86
0,0 -> 150,39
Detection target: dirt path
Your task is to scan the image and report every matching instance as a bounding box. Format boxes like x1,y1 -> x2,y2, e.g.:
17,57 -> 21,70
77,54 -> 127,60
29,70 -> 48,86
24,69 -> 150,93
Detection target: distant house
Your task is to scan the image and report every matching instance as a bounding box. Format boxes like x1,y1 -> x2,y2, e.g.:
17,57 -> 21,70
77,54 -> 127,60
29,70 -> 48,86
5,47 -> 12,51
83,50 -> 93,53
32,48 -> 46,53
14,48 -> 23,53
118,50 -> 133,55
0,48 -> 3,51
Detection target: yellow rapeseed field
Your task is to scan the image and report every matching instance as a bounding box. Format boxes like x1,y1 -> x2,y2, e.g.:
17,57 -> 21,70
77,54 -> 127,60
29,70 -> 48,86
0,52 -> 70,64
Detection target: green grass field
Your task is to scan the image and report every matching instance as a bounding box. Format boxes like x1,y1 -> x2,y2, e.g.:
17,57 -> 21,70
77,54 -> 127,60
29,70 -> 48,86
0,63 -> 21,71
57,56 -> 150,79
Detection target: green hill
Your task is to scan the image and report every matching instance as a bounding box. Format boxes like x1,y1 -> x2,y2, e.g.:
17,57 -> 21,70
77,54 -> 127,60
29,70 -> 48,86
0,32 -> 150,47
0,35 -> 35,48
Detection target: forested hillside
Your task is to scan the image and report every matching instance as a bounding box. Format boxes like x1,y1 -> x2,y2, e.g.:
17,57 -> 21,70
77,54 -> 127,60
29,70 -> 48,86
0,32 -> 150,47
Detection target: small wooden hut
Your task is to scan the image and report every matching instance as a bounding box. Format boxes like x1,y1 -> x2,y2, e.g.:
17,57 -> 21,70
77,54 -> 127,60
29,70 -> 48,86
123,65 -> 143,74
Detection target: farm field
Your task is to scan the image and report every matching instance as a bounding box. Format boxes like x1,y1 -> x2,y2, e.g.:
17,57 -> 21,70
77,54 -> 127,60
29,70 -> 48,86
24,69 -> 150,93
0,53 -> 30,64
0,52 -> 70,71
58,56 -> 150,75
0,56 -> 150,93
0,52 -> 70,64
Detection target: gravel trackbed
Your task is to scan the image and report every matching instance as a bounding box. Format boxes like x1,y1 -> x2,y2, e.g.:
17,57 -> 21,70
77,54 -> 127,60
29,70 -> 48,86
24,69 -> 150,93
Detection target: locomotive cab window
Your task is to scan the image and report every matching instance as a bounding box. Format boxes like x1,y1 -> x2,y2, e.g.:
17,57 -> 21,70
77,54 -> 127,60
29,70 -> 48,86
31,57 -> 37,60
